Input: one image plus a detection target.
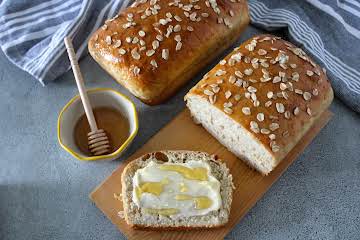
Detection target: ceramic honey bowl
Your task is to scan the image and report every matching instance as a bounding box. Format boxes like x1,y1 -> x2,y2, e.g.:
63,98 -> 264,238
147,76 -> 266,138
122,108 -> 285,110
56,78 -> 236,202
58,88 -> 138,161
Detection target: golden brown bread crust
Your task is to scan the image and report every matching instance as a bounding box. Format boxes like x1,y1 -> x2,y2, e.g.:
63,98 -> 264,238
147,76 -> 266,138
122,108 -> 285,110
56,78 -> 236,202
185,34 -> 334,164
88,0 -> 250,105
131,223 -> 225,230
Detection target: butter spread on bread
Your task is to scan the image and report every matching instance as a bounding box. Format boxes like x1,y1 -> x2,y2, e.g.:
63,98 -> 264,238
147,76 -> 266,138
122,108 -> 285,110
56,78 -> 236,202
132,161 -> 222,217
185,35 -> 334,175
121,151 -> 233,228
88,0 -> 250,105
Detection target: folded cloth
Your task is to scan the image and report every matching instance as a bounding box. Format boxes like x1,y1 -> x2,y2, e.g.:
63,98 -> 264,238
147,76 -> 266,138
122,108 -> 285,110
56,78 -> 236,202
249,0 -> 360,113
0,0 -> 130,85
0,0 -> 359,113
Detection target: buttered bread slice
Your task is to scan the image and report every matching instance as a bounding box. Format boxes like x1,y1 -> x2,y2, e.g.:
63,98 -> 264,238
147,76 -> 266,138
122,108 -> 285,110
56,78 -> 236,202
121,151 -> 234,228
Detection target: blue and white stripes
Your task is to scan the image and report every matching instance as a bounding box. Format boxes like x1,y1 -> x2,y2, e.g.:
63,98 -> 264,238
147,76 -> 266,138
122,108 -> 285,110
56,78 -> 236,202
0,0 -> 129,85
0,0 -> 359,112
249,0 -> 360,112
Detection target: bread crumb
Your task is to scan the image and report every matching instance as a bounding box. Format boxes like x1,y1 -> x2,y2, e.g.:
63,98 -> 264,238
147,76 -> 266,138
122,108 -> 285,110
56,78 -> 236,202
117,211 -> 125,219
113,193 -> 122,201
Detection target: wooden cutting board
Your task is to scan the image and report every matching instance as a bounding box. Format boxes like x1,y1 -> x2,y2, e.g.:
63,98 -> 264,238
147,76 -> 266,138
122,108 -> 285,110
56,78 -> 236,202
90,108 -> 332,240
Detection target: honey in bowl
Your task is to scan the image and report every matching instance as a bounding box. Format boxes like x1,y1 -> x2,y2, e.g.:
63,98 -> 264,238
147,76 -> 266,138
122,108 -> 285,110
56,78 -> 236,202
74,107 -> 130,156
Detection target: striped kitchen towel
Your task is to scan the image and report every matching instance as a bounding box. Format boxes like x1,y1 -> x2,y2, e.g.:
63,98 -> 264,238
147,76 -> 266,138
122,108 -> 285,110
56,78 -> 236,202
249,0 -> 360,113
0,0 -> 130,85
0,0 -> 359,112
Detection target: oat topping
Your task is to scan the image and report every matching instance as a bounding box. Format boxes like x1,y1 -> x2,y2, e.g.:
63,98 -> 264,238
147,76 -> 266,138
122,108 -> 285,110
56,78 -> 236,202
261,128 -> 270,135
224,107 -> 233,114
258,49 -> 267,56
306,107 -> 312,116
295,89 -> 303,95
247,86 -> 257,93
132,37 -> 139,44
290,63 -> 297,68
269,122 -> 279,131
225,90 -> 232,99
113,40 -> 122,48
105,35 -> 112,45
173,24 -> 181,32
265,100 -> 272,107
156,34 -> 163,41
204,89 -> 214,96
224,102 -> 233,108
250,121 -> 260,133
242,107 -> 251,115
176,41 -> 182,51
216,69 -> 226,76
212,85 -> 220,93
133,66 -> 140,75
293,107 -> 300,115
234,71 -> 243,78
306,70 -> 314,76
131,48 -> 140,59
118,48 -> 126,55
257,113 -> 264,122
220,60 -> 227,65
280,83 -> 287,91
276,102 -> 285,113
303,92 -> 312,101
312,88 -> 319,96
162,48 -> 169,60
273,76 -> 281,83
150,59 -> 158,68
138,30 -> 146,37
284,111 -> 291,119
244,68 -> 253,76
271,144 -> 280,152
174,35 -> 181,42
146,49 -> 156,56
196,35 -> 324,152
174,15 -> 182,21
209,94 -> 217,104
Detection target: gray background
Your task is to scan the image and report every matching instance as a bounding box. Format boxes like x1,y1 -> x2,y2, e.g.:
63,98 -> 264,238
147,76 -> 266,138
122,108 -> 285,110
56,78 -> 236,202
1,27 -> 359,240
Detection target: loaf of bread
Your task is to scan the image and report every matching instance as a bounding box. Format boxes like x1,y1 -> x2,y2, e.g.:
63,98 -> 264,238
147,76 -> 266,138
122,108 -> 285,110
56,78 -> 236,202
88,0 -> 249,105
185,35 -> 334,175
121,150 -> 234,228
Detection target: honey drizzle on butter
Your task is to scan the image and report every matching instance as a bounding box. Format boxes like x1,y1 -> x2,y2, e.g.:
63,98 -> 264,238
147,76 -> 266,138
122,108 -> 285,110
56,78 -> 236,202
175,194 -> 213,210
135,178 -> 169,199
135,164 -> 215,216
179,182 -> 188,193
158,165 -> 208,181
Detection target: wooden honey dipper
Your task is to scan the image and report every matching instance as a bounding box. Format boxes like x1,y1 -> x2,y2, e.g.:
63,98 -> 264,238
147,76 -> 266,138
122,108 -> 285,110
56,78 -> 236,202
64,37 -> 110,156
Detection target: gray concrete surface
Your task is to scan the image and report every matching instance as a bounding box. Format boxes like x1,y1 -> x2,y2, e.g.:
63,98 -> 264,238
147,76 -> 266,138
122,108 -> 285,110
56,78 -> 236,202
0,27 -> 359,240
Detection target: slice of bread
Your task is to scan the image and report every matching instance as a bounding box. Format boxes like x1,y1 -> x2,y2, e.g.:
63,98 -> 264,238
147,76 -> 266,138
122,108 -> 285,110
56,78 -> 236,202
121,150 -> 234,229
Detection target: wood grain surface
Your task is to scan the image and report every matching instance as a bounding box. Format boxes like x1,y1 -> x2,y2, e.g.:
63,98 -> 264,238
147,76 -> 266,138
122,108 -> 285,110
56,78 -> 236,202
90,108 -> 332,240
